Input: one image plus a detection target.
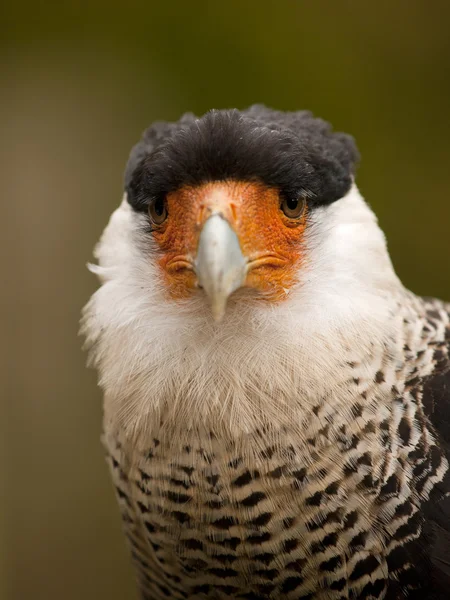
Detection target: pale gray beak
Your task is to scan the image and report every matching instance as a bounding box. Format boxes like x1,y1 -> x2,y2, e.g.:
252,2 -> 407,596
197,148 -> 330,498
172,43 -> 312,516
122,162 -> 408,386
195,214 -> 247,321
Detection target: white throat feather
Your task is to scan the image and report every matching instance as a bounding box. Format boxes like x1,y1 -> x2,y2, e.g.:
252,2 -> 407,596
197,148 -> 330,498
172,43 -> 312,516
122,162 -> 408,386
82,185 -> 404,441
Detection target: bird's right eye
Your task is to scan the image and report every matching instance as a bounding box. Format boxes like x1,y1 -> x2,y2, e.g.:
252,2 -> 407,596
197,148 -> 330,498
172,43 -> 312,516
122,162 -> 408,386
280,196 -> 306,219
148,197 -> 168,225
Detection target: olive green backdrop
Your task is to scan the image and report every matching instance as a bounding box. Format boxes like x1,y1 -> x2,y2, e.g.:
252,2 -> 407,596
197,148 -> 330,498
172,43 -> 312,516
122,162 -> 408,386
2,1 -> 450,599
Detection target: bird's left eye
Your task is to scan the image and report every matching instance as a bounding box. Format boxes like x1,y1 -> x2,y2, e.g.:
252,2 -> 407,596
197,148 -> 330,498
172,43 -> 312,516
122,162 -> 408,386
148,197 -> 168,225
281,196 -> 306,219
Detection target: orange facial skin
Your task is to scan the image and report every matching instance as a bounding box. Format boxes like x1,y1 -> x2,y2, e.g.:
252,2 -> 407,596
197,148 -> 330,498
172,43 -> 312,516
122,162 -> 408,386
151,181 -> 308,302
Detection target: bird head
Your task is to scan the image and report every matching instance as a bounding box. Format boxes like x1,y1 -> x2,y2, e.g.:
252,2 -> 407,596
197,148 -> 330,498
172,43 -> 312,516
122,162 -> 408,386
123,106 -> 359,321
83,106 -> 402,436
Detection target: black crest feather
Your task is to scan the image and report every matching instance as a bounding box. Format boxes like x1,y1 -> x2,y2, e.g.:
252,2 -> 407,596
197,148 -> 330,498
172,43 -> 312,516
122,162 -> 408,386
125,105 -> 359,212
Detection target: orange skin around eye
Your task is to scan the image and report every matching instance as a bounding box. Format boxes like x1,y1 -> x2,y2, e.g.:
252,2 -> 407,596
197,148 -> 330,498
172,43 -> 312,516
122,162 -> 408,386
151,181 -> 307,302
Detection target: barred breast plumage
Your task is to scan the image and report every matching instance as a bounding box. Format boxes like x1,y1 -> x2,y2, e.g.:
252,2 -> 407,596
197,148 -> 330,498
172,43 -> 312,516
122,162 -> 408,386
103,298 -> 450,600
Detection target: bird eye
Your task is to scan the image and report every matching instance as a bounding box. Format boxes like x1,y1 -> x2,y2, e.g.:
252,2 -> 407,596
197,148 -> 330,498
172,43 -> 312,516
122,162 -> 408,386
281,196 -> 306,219
148,197 -> 168,225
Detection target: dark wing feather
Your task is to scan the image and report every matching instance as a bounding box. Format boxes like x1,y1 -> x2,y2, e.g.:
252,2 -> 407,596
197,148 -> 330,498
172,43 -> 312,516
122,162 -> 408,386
417,315 -> 450,598
422,369 -> 450,589
423,363 -> 450,447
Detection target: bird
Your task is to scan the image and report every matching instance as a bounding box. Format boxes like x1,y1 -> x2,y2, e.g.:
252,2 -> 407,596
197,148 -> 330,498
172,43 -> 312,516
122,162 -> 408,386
82,105 -> 450,600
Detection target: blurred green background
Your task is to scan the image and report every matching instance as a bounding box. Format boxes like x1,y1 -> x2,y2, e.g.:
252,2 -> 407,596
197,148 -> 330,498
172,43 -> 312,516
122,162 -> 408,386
2,1 -> 450,599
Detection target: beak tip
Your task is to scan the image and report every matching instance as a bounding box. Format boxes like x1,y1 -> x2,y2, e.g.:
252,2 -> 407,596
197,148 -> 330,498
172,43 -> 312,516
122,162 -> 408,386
212,311 -> 225,323
210,297 -> 227,322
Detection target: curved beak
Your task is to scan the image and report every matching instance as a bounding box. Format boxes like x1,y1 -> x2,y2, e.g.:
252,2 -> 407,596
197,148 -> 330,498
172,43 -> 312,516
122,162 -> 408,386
194,214 -> 247,321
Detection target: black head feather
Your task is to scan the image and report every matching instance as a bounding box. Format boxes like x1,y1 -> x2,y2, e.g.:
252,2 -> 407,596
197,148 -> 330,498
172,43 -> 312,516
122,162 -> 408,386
125,105 -> 359,212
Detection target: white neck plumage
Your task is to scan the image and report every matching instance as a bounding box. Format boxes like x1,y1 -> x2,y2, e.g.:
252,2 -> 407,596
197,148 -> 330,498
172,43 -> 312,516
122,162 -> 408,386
82,184 -> 405,443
